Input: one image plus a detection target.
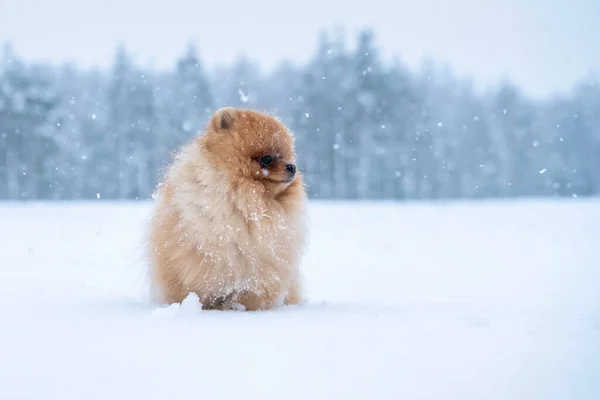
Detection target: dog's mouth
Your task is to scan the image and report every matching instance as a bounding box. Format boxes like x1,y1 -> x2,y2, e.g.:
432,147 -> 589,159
267,177 -> 294,184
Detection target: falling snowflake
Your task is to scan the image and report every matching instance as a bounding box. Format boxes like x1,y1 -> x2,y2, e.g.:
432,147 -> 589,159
539,168 -> 547,174
237,89 -> 249,103
182,120 -> 193,132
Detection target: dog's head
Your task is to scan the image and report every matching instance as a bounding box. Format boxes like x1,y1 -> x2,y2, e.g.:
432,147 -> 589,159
199,107 -> 299,197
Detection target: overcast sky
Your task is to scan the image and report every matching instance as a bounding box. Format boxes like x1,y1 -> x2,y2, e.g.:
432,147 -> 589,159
1,0 -> 599,98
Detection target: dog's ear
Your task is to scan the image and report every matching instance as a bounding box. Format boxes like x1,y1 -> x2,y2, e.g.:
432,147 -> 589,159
210,107 -> 236,131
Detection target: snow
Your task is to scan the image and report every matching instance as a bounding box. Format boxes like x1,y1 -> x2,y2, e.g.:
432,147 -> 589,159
0,199 -> 599,399
238,88 -> 249,103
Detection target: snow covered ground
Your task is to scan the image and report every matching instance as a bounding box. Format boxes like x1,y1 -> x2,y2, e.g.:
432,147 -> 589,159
0,199 -> 598,399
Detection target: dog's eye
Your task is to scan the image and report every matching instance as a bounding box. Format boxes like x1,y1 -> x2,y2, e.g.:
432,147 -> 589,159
260,155 -> 273,166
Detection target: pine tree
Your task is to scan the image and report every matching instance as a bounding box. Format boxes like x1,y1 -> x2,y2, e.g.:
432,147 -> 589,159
171,42 -> 214,143
346,29 -> 389,199
108,44 -> 158,199
292,29 -> 351,199
486,82 -> 539,197
381,59 -> 422,199
0,44 -> 61,199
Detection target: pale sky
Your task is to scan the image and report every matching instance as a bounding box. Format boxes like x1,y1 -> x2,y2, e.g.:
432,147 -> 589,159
1,0 -> 599,98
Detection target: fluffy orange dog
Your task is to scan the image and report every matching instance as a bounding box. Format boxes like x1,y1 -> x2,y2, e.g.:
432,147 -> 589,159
147,107 -> 308,311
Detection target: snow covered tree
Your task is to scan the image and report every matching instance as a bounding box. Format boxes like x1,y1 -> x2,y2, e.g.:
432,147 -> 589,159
346,29 -> 388,199
451,83 -> 498,198
107,44 -> 158,199
291,29 -> 353,199
384,59 -> 428,199
170,42 -> 214,143
0,44 -> 62,199
544,77 -> 600,197
485,82 -> 540,197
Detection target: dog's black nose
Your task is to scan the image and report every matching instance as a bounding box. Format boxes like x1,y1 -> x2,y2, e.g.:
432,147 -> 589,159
285,163 -> 296,175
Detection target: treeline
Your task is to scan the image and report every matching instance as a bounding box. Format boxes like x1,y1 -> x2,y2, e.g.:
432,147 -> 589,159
0,29 -> 599,201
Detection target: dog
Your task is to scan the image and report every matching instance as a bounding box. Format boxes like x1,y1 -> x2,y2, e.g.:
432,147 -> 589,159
146,107 -> 308,311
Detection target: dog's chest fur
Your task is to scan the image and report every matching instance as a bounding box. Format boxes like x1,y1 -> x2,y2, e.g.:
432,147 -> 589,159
167,152 -> 301,290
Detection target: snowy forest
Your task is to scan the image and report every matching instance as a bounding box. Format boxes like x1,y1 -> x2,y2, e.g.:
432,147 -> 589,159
0,29 -> 599,201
